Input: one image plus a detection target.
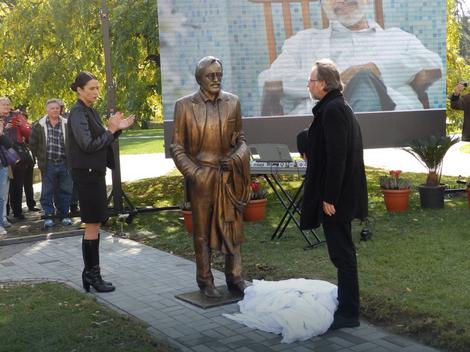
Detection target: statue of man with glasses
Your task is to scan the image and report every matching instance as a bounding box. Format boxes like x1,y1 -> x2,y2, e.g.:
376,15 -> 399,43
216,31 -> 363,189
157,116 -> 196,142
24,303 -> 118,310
171,56 -> 251,299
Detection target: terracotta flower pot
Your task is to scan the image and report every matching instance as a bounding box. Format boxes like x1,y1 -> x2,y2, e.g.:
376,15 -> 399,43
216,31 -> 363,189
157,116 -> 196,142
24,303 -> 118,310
181,209 -> 193,234
243,198 -> 268,222
381,189 -> 411,212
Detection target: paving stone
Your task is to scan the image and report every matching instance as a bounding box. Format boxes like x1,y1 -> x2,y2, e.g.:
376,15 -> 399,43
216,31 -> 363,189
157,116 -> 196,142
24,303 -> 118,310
350,342 -> 382,351
327,336 -> 356,348
202,329 -> 226,339
244,343 -> 274,352
193,321 -> 222,332
175,333 -> 205,344
231,347 -> 255,352
290,346 -> 313,352
375,338 -> 410,350
315,343 -> 344,352
215,326 -> 239,337
191,344 -> 216,352
383,335 -> 415,348
211,346 -> 232,352
364,347 -> 392,352
157,326 -> 186,339
243,331 -> 269,343
332,331 -> 369,345
360,331 -> 390,341
270,344 -> 296,351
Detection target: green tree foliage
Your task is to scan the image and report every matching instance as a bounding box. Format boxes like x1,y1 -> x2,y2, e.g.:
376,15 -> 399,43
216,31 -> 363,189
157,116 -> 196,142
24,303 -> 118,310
0,0 -> 161,122
455,0 -> 470,60
447,0 -> 470,133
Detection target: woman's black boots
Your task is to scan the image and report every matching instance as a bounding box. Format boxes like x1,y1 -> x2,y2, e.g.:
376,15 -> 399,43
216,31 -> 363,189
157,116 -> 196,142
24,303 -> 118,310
82,235 -> 115,293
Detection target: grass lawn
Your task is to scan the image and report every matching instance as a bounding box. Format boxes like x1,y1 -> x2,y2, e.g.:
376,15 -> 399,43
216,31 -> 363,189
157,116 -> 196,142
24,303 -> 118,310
122,126 -> 163,138
0,282 -> 172,352
119,127 -> 164,154
117,168 -> 470,352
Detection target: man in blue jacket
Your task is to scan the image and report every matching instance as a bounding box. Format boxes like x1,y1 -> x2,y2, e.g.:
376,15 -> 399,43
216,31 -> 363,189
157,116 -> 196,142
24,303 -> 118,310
300,59 -> 368,330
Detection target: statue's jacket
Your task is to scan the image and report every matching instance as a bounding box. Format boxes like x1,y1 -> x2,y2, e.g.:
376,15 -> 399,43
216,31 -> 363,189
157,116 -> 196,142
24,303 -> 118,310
170,90 -> 251,253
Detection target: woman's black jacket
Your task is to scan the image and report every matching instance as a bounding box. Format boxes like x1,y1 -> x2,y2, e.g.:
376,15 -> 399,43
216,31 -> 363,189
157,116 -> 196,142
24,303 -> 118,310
67,99 -> 120,173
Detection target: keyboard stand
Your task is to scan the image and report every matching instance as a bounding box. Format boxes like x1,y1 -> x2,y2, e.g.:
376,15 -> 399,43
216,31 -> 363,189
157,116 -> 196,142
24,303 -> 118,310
260,173 -> 324,250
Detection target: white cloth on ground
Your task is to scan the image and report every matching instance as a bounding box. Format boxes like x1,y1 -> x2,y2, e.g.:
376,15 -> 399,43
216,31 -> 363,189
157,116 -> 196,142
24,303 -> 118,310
223,278 -> 338,343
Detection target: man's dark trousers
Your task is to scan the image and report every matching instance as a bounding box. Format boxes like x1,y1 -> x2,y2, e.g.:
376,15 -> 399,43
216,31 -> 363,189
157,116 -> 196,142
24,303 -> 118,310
24,162 -> 36,209
322,220 -> 359,319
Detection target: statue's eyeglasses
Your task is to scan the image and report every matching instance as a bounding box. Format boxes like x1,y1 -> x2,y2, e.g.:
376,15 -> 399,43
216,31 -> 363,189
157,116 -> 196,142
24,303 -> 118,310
206,72 -> 223,81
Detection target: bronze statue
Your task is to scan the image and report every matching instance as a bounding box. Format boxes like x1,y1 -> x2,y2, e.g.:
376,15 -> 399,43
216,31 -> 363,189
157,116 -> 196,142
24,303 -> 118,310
170,56 -> 251,298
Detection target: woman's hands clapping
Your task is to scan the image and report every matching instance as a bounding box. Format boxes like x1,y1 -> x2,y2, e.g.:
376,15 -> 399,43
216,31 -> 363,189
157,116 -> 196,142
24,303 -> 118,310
107,112 -> 136,133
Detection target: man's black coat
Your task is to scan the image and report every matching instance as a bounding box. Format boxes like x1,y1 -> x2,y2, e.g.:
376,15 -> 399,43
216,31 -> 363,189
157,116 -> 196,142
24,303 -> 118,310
300,90 -> 368,229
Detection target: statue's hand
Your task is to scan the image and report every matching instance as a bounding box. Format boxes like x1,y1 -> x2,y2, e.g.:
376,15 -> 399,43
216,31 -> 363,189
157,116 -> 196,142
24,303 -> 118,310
191,166 -> 209,183
220,158 -> 233,171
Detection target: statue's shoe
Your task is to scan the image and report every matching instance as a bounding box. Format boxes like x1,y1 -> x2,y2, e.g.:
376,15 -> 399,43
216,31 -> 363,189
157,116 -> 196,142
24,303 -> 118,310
227,281 -> 248,295
200,285 -> 222,299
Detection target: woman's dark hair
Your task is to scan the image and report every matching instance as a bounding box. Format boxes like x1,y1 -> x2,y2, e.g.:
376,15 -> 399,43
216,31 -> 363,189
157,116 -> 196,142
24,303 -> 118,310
296,128 -> 309,157
70,71 -> 97,92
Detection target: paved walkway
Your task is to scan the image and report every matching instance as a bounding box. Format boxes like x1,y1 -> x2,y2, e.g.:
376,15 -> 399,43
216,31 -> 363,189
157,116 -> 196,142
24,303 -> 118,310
0,235 -> 440,352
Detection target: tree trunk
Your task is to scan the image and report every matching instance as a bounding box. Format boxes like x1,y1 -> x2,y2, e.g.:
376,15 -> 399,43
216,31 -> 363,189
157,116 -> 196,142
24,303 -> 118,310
426,171 -> 439,186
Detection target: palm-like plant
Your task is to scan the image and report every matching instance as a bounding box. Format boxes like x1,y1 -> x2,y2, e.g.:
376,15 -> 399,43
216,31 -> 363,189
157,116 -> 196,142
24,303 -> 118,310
403,135 -> 459,186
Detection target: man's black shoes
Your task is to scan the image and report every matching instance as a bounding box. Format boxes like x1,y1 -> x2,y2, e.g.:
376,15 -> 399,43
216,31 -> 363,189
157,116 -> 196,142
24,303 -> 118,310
329,314 -> 360,330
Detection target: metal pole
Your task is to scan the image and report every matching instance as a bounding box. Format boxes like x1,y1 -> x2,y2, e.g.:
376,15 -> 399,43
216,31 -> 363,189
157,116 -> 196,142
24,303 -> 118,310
99,0 -> 123,212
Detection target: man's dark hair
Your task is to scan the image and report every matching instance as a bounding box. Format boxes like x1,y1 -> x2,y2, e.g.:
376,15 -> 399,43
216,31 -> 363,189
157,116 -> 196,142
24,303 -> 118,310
195,56 -> 223,84
314,59 -> 343,92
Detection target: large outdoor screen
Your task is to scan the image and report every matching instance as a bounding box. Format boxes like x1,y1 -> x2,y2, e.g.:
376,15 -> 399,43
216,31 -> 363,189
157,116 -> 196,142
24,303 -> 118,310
158,0 -> 446,120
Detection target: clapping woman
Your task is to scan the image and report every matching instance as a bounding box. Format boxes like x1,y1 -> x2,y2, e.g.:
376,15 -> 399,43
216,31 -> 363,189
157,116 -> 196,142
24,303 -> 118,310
68,72 -> 134,293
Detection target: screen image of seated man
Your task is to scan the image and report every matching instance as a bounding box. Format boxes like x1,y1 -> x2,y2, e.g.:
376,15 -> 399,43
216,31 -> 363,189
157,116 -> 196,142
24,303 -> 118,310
258,0 -> 443,115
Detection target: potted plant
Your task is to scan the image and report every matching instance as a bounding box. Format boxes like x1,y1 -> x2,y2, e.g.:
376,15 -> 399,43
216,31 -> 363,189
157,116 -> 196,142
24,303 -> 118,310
180,201 -> 193,234
379,170 -> 412,212
243,179 -> 268,222
403,135 -> 459,209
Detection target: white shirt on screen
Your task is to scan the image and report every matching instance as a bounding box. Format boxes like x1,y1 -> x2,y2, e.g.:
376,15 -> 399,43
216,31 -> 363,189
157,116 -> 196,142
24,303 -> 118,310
258,21 -> 443,114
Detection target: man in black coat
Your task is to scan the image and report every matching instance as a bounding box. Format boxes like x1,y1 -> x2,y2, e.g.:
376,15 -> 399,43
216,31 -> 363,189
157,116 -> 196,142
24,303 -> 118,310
300,59 -> 368,330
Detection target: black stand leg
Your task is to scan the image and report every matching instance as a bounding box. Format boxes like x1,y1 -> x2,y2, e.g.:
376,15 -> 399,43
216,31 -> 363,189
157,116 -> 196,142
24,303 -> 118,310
263,174 -> 324,250
107,188 -> 179,225
271,178 -> 304,240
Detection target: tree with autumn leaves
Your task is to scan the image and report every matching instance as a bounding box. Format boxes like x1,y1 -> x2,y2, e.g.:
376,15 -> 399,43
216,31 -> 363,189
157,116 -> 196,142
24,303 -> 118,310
447,0 -> 470,133
0,0 -> 160,122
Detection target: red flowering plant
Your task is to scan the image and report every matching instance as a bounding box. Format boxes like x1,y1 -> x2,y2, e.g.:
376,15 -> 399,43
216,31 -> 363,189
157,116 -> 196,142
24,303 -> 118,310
379,170 -> 412,190
249,179 -> 268,200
